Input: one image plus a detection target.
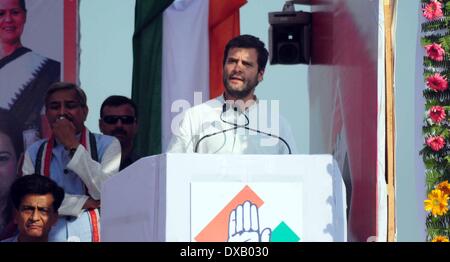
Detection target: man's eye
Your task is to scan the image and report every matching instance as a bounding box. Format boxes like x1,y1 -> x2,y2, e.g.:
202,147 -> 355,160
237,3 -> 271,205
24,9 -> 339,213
20,207 -> 33,214
48,104 -> 60,110
0,154 -> 11,162
65,103 -> 79,109
39,209 -> 50,215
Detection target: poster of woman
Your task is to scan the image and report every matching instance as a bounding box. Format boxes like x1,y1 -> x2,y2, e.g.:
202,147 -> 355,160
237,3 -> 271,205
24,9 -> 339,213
0,0 -> 73,150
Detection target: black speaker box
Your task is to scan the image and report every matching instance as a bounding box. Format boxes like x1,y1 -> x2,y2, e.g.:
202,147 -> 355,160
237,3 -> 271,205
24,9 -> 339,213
269,11 -> 311,65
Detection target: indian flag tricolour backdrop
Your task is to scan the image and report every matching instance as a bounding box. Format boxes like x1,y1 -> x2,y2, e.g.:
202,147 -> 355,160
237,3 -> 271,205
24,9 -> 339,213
132,0 -> 247,155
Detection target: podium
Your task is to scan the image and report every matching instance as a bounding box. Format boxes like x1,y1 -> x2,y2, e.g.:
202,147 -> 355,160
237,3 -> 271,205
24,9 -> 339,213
101,154 -> 347,242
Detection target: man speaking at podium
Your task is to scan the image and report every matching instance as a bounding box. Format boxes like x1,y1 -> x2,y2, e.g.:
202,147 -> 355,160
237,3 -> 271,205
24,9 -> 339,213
168,34 -> 297,154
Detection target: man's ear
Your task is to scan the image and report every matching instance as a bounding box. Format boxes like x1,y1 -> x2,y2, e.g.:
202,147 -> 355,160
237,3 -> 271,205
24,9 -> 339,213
82,106 -> 89,122
257,69 -> 265,82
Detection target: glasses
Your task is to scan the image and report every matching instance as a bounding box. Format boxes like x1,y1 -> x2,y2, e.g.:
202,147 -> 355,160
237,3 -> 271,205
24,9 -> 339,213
102,115 -> 136,125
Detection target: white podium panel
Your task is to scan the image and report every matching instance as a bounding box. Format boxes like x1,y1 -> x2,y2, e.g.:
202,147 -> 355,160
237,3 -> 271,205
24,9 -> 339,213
101,154 -> 346,242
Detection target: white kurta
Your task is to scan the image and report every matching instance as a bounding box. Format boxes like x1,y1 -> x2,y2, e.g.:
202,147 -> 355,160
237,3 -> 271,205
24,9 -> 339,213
167,96 -> 298,154
22,134 -> 121,216
21,131 -> 121,242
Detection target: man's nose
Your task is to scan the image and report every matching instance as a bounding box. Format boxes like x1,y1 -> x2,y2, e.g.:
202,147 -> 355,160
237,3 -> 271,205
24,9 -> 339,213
58,105 -> 67,115
115,119 -> 124,127
30,208 -> 40,221
232,61 -> 243,72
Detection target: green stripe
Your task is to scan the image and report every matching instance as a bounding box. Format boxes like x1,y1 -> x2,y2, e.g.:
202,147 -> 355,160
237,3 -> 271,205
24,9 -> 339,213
132,0 -> 174,156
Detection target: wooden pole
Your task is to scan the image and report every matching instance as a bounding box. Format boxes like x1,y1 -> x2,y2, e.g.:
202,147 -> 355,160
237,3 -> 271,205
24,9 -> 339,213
384,0 -> 396,242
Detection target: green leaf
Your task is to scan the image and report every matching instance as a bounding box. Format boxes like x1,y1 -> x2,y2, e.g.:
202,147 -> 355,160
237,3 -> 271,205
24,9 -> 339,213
426,99 -> 441,108
441,35 -> 450,52
422,37 -> 433,47
442,128 -> 450,137
422,18 -> 450,32
446,2 -> 450,13
425,158 -> 437,169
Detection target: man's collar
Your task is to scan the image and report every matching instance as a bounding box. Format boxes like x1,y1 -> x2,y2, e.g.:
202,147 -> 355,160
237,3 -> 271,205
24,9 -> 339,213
220,93 -> 258,112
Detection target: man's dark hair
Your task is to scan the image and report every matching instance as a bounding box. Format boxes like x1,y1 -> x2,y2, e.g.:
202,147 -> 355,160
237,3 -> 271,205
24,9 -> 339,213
10,175 -> 64,212
222,34 -> 269,72
100,95 -> 138,119
19,0 -> 27,12
0,108 -> 23,159
45,82 -> 87,108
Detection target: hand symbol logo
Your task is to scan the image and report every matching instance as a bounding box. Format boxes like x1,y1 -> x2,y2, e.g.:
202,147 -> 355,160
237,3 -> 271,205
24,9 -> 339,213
228,200 -> 271,242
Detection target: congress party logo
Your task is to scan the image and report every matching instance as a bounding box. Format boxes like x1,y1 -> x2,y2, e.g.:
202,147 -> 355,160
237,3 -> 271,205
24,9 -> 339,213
193,185 -> 300,242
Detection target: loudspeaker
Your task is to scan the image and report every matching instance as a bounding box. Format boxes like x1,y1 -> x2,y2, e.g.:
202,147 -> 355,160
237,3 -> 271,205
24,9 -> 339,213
269,11 -> 311,65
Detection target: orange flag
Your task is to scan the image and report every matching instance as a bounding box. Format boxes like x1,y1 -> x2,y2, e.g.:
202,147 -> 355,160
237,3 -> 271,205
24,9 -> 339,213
209,0 -> 247,99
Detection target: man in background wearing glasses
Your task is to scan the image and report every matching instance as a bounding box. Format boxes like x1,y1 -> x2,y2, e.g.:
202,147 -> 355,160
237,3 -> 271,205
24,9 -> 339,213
99,95 -> 140,171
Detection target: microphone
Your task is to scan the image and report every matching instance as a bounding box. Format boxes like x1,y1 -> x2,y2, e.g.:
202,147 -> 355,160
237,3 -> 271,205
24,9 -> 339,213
194,127 -> 237,153
222,103 -> 292,154
242,125 -> 292,154
194,125 -> 238,153
193,104 -> 237,153
194,103 -> 292,154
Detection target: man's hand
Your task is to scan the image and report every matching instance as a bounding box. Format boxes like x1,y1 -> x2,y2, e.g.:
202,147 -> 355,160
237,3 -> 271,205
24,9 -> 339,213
228,200 -> 271,242
52,116 -> 79,150
83,197 -> 100,210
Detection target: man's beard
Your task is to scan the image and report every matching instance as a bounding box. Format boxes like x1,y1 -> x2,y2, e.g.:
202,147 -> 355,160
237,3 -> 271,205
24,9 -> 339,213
223,73 -> 258,99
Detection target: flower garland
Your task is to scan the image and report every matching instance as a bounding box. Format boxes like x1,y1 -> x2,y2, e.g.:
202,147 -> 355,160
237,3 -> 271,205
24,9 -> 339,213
421,0 -> 450,242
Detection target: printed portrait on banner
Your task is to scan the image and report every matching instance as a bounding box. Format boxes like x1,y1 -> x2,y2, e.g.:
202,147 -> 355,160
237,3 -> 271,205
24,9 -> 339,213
0,0 -> 69,150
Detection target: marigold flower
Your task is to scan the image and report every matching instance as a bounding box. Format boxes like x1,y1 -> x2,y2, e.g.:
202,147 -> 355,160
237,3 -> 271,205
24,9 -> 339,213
425,43 -> 446,61
426,73 -> 448,92
432,235 -> 449,242
429,106 -> 447,123
424,189 -> 449,216
423,0 -> 444,20
426,136 -> 446,151
437,181 -> 450,196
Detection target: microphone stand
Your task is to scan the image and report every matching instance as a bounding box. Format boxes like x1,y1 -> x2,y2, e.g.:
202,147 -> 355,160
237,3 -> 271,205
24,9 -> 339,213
194,103 -> 292,154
